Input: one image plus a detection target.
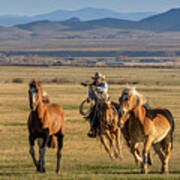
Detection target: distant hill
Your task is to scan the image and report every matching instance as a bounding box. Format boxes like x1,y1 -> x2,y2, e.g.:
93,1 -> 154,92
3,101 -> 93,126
1,7 -> 180,40
140,8 -> 180,31
15,7 -> 180,33
35,8 -> 155,22
0,15 -> 32,27
0,8 -> 155,26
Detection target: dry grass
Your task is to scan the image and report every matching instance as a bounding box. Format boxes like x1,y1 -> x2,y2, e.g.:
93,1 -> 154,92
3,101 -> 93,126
0,66 -> 180,179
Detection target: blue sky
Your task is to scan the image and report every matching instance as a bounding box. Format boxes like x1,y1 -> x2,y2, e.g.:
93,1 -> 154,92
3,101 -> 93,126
0,0 -> 180,15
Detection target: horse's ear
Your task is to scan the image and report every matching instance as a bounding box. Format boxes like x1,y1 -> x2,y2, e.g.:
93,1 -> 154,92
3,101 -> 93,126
106,96 -> 111,105
29,79 -> 35,87
37,81 -> 42,89
132,86 -> 136,95
126,83 -> 130,89
107,96 -> 111,102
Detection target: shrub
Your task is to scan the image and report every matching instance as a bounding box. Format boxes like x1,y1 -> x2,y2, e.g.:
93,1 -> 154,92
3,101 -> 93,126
12,78 -> 24,83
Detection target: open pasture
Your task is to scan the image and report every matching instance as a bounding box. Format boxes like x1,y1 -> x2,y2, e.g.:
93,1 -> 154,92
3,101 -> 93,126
0,66 -> 180,179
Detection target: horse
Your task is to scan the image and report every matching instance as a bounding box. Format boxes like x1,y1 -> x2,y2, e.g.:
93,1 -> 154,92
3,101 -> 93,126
111,100 -> 152,166
118,87 -> 174,174
97,95 -> 122,160
80,84 -> 122,160
27,80 -> 65,173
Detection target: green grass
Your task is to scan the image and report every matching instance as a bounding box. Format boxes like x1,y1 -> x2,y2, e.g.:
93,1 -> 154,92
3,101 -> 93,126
0,66 -> 180,179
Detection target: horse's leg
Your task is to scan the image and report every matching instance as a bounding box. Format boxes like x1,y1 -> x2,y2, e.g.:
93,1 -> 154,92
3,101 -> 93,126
100,134 -> 114,160
38,134 -> 48,173
147,151 -> 153,166
129,143 -> 143,166
104,130 -> 113,151
142,136 -> 153,174
152,143 -> 165,173
110,133 -> 119,159
56,133 -> 64,174
104,130 -> 119,159
133,144 -> 143,166
115,128 -> 122,159
161,134 -> 172,174
29,135 -> 38,170
133,146 -> 152,166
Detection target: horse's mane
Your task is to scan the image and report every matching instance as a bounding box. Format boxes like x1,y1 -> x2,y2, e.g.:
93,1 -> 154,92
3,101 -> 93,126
123,87 -> 147,106
42,91 -> 50,104
29,80 -> 50,103
29,79 -> 39,87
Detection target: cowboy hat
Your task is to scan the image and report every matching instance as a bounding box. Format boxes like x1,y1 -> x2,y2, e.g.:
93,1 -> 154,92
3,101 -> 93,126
91,72 -> 106,80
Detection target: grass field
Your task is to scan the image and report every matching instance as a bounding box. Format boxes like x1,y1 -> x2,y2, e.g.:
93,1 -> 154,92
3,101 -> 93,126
0,66 -> 180,180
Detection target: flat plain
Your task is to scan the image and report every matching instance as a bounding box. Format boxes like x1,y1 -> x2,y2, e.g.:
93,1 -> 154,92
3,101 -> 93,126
0,66 -> 180,180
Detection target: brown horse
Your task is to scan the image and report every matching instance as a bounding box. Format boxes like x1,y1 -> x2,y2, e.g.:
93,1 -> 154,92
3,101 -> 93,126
118,87 -> 174,174
93,93 -> 122,160
28,80 -> 65,173
112,101 -> 152,166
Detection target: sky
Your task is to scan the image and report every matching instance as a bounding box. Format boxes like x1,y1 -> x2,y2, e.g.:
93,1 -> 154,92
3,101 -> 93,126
0,0 -> 180,16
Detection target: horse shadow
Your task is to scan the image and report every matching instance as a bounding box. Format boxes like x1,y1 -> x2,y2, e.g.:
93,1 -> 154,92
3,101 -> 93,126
81,164 -> 180,175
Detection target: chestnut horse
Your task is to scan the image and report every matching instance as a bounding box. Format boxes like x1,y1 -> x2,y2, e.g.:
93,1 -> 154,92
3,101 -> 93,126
96,95 -> 122,160
28,80 -> 65,173
118,87 -> 174,174
80,83 -> 122,160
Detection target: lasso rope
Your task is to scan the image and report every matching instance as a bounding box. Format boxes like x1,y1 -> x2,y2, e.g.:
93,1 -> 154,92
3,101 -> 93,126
79,99 -> 93,117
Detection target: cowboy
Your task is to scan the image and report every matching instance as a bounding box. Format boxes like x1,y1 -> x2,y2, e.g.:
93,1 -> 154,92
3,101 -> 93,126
87,72 -> 108,138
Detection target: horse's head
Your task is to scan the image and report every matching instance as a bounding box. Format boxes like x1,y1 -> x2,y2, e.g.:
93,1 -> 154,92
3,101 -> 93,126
118,87 -> 146,127
96,95 -> 118,125
97,94 -> 111,111
28,80 -> 43,110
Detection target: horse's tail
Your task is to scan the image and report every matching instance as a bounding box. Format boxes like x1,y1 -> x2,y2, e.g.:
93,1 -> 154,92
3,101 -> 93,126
164,109 -> 175,150
47,135 -> 56,149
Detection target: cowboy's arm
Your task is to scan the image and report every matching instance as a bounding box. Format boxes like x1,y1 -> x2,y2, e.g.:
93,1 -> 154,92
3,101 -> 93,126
88,84 -> 96,100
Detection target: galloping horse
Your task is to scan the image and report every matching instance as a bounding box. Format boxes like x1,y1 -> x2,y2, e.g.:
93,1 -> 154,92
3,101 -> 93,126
80,84 -> 122,160
96,95 -> 122,160
118,87 -> 174,174
28,80 -> 65,173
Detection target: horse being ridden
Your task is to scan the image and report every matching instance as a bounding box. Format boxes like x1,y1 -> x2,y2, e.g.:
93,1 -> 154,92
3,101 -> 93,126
118,87 -> 174,174
86,72 -> 108,138
28,80 -> 65,173
80,82 -> 122,159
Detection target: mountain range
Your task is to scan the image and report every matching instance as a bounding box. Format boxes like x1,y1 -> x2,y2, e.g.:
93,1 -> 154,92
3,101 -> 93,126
0,7 -> 180,40
0,8 -> 155,27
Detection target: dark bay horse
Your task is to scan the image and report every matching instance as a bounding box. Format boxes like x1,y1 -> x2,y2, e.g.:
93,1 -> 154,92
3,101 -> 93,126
28,80 -> 65,173
118,87 -> 174,174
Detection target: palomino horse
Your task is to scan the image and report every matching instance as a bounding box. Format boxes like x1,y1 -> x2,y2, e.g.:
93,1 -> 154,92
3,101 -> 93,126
28,80 -> 65,173
118,87 -> 174,174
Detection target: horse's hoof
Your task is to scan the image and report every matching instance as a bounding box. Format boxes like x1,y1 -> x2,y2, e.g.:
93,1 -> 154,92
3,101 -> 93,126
40,168 -> 46,173
161,168 -> 168,175
141,164 -> 148,174
141,169 -> 148,174
36,165 -> 40,172
37,166 -> 46,173
114,153 -> 119,159
119,155 -> 123,161
109,156 -> 115,161
148,159 -> 153,166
